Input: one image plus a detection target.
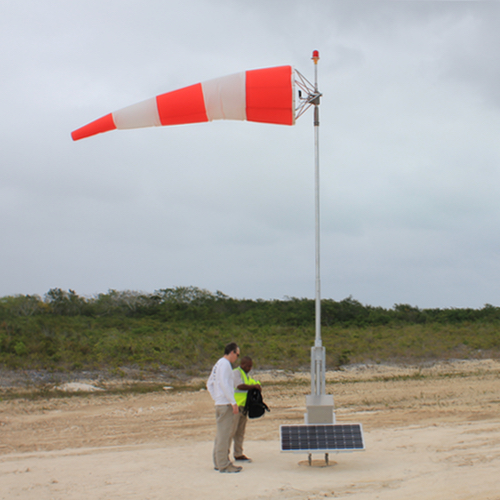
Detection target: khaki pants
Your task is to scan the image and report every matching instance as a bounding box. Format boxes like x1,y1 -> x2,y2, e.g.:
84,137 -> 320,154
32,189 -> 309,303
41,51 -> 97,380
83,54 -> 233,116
213,405 -> 238,470
232,406 -> 248,457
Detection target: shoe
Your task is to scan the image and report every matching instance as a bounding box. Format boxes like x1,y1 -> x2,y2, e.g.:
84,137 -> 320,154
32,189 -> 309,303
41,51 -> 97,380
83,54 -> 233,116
219,464 -> 242,473
234,455 -> 252,462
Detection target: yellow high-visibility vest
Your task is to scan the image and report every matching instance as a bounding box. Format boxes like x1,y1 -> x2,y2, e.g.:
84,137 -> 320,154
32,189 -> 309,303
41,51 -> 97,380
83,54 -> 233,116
234,367 -> 260,407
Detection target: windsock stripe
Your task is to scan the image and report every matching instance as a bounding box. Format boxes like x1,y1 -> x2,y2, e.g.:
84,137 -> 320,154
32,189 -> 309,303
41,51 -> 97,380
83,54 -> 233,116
113,97 -> 161,130
201,72 -> 246,121
246,66 -> 294,126
157,83 -> 208,126
71,113 -> 116,141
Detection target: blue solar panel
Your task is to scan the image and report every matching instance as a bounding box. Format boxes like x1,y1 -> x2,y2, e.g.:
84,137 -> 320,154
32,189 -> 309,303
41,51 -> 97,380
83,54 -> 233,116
280,424 -> 365,452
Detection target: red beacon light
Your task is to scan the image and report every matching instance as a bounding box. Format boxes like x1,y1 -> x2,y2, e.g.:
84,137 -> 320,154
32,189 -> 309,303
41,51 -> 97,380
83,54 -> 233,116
312,50 -> 320,64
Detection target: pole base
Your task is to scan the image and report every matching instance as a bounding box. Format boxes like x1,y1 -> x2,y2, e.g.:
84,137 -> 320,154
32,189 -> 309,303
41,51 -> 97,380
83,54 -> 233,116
305,394 -> 335,424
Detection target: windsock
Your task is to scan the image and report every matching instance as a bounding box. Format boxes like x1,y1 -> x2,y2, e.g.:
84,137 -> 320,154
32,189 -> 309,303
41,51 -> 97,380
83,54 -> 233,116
72,65 -> 295,141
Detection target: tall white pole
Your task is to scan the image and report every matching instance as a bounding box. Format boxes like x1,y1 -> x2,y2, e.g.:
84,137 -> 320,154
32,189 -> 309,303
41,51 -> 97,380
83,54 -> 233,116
313,51 -> 321,350
305,51 -> 334,422
309,50 -> 325,398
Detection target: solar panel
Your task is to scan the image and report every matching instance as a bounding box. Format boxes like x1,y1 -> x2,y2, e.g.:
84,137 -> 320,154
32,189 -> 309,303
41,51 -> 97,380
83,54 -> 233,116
280,424 -> 365,453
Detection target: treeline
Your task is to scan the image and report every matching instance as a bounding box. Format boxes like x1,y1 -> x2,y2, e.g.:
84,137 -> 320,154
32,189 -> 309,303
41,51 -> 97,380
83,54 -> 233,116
2,287 -> 500,325
1,287 -> 500,372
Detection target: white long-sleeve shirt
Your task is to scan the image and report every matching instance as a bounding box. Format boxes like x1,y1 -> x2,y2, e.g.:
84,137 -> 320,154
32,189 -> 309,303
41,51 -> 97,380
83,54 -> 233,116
207,357 -> 236,405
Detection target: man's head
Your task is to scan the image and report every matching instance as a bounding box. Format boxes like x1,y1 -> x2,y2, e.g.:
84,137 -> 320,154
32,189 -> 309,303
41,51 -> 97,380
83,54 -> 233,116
224,342 -> 240,363
239,356 -> 253,373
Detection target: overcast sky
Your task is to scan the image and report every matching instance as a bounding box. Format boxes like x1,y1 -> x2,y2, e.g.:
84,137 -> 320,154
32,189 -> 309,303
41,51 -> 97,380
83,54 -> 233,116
1,0 -> 500,309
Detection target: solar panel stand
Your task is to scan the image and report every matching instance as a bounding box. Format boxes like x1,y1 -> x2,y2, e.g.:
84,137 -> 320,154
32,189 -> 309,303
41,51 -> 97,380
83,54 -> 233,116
306,453 -> 329,466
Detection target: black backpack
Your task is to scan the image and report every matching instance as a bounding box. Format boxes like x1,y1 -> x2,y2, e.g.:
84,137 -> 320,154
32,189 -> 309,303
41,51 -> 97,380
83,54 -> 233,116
243,388 -> 270,419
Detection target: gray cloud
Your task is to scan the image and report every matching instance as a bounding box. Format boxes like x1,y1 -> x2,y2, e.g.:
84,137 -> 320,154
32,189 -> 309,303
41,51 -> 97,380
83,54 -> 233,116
1,0 -> 499,308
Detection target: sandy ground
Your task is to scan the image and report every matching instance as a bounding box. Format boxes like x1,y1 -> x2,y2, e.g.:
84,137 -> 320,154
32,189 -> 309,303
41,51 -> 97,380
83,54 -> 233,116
1,359 -> 500,499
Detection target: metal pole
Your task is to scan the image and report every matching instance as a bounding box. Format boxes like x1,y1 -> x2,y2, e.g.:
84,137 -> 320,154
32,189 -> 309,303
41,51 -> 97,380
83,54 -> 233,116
313,53 -> 321,349
306,51 -> 334,422
310,50 -> 324,398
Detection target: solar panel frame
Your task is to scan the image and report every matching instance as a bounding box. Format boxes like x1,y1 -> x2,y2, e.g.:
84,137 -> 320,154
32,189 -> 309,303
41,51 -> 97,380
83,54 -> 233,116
280,424 -> 365,453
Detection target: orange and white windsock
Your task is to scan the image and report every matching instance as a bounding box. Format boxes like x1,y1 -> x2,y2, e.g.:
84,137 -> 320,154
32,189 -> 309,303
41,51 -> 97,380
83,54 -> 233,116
72,65 -> 295,141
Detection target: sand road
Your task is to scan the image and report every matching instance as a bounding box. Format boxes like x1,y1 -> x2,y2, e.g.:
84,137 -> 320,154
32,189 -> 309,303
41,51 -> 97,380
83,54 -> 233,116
1,360 -> 499,499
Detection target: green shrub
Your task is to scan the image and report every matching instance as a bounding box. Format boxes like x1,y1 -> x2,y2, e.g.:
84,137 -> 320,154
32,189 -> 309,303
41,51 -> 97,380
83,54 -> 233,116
1,288 -> 499,372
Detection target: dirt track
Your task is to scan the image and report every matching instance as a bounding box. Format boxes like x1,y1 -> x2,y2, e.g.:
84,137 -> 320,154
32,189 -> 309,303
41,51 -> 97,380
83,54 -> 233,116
1,360 -> 500,500
1,360 -> 499,454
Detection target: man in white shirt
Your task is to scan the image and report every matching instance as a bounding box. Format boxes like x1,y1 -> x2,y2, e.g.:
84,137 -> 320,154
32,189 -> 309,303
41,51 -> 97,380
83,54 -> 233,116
207,342 -> 242,473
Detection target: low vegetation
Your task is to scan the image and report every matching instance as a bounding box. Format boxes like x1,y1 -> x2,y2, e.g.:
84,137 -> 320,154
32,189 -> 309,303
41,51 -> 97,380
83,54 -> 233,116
1,287 -> 499,374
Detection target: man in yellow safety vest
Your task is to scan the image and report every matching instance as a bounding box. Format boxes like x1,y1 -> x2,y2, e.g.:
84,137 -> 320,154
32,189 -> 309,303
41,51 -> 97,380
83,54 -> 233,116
232,356 -> 261,462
